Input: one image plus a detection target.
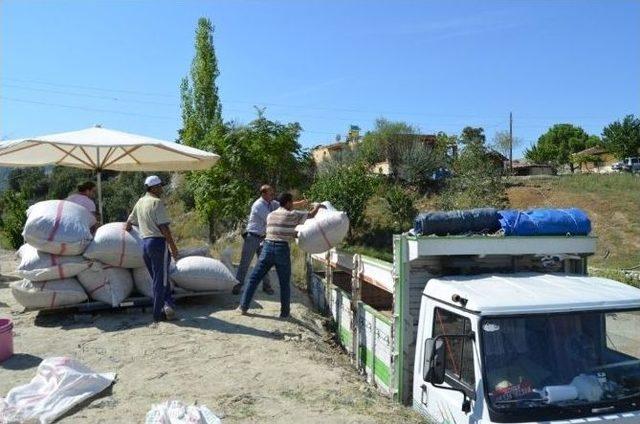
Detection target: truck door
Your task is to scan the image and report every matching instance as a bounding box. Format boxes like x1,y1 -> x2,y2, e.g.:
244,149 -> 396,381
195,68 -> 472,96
416,303 -> 480,424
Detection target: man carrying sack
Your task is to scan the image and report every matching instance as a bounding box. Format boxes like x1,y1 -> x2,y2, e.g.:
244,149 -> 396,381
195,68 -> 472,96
126,175 -> 179,323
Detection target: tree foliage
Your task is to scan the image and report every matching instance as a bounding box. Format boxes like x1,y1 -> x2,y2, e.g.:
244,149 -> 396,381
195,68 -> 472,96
381,184 -> 417,232
438,138 -> 507,210
396,138 -> 449,192
524,124 -> 591,172
306,163 -> 380,238
0,190 -> 28,249
360,118 -> 419,181
602,114 -> 640,159
491,130 -> 523,159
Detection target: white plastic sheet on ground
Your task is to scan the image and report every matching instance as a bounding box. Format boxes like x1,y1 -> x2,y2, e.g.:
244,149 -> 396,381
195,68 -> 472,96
171,256 -> 238,292
83,222 -> 144,268
0,357 -> 116,424
145,400 -> 221,424
296,201 -> 349,254
22,200 -> 95,256
15,244 -> 90,281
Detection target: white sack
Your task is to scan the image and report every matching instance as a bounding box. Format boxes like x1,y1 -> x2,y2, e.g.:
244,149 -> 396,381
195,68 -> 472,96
77,264 -> 133,307
83,222 -> 144,268
296,201 -> 349,254
170,256 -> 238,292
10,278 -> 88,309
22,200 -> 95,256
15,244 -> 90,281
0,356 -> 115,424
132,265 -> 179,298
145,400 -> 221,424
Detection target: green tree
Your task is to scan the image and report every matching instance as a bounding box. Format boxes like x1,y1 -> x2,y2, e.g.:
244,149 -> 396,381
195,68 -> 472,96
8,168 -> 49,200
602,114 -> 640,159
460,126 -> 486,147
382,185 -> 417,232
47,167 -> 93,199
438,140 -> 507,210
0,190 -> 28,249
307,164 -> 380,239
360,118 -> 419,181
524,124 -> 591,172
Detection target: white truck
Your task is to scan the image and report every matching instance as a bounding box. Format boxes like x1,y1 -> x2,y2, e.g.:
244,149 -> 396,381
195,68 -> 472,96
307,235 -> 640,423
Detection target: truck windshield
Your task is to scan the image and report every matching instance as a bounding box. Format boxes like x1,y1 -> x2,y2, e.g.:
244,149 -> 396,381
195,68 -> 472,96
481,309 -> 640,412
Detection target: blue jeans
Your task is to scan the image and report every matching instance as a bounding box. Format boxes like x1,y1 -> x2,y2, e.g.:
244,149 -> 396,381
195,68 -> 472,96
236,233 -> 270,287
143,237 -> 175,321
239,241 -> 291,316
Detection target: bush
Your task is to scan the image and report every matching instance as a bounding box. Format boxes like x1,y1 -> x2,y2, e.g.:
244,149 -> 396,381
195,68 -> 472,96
382,185 -> 417,232
0,190 -> 28,249
306,164 -> 380,238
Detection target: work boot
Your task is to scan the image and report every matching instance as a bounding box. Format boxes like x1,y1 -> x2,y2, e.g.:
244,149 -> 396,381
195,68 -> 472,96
163,305 -> 177,321
232,283 -> 243,295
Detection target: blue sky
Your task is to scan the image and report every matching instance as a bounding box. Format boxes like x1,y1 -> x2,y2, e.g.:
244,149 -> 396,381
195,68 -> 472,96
1,0 -> 639,158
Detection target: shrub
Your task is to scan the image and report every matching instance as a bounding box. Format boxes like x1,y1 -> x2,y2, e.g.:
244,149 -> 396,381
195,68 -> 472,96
382,185 -> 417,232
306,164 -> 380,239
0,190 -> 28,249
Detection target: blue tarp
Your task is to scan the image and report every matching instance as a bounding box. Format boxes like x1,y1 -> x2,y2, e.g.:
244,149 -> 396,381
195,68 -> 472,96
498,208 -> 591,236
414,208 -> 501,236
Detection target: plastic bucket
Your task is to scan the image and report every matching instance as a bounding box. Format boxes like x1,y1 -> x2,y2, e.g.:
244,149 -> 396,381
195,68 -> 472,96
0,318 -> 14,363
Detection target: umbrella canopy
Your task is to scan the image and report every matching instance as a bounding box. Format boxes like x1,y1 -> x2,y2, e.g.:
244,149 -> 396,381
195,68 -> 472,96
0,126 -> 219,171
0,126 -> 219,223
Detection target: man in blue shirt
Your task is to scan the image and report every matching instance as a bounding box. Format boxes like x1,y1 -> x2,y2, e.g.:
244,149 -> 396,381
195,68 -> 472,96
232,185 -> 305,295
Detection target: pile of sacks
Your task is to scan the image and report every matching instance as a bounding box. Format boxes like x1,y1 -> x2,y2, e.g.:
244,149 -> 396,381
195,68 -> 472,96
11,200 -> 238,310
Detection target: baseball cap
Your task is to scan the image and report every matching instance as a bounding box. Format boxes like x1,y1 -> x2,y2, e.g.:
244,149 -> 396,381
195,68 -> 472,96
144,175 -> 163,187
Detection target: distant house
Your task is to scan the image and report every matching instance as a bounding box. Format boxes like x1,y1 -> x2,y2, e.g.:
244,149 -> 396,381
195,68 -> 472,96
573,147 -> 617,173
311,141 -> 357,163
509,161 -> 555,176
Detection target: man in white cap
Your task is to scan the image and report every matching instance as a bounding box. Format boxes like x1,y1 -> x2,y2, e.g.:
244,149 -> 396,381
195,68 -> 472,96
126,175 -> 179,323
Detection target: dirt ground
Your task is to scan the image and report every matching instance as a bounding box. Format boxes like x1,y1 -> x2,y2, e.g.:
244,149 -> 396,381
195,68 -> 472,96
0,249 -> 422,423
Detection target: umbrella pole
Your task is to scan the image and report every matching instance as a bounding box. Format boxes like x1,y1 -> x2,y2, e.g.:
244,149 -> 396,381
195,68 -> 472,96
97,170 -> 104,225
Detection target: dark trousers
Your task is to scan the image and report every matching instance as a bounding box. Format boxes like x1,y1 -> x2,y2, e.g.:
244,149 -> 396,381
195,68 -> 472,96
143,237 -> 174,321
239,241 -> 292,316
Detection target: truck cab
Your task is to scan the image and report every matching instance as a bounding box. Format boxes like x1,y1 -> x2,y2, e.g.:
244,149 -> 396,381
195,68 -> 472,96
414,273 -> 640,423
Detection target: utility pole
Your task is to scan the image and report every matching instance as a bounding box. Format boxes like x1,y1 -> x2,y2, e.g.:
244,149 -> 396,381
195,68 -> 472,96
509,112 -> 513,174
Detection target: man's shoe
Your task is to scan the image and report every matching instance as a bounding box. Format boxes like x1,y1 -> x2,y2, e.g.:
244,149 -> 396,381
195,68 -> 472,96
232,283 -> 243,295
262,284 -> 275,295
163,305 -> 177,321
236,306 -> 248,316
279,313 -> 290,319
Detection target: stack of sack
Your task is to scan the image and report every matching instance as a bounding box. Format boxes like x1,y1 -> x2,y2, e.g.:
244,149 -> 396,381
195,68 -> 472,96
296,201 -> 350,254
11,200 -> 239,310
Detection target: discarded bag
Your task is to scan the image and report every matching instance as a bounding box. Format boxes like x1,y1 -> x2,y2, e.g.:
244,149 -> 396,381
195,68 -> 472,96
0,356 -> 115,424
10,278 -> 88,309
15,244 -> 90,281
498,208 -> 591,236
145,400 -> 221,424
22,200 -> 95,256
83,222 -> 144,268
77,264 -> 133,307
414,208 -> 501,236
171,256 -> 238,292
296,201 -> 349,254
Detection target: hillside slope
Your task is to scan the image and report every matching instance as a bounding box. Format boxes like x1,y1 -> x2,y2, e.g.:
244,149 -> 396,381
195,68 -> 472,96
507,174 -> 640,269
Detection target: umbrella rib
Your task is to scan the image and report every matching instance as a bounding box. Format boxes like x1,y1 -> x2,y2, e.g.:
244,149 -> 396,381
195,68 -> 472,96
100,147 -> 116,168
102,145 -> 143,168
78,146 -> 97,168
0,142 -> 37,158
51,144 -> 95,168
154,144 -> 204,161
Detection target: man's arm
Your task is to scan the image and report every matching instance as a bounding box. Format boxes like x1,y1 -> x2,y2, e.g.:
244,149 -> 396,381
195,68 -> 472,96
125,207 -> 137,231
159,224 -> 179,261
292,199 -> 308,209
307,203 -> 326,219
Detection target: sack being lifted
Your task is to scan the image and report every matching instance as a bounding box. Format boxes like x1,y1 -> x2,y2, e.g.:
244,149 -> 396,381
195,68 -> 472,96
83,222 -> 144,268
170,256 -> 238,292
77,264 -> 133,307
22,200 -> 95,256
11,278 -> 88,309
15,244 -> 90,281
296,201 -> 349,254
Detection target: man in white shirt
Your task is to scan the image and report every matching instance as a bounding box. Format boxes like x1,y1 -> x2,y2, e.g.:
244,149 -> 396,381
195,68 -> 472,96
232,185 -> 305,295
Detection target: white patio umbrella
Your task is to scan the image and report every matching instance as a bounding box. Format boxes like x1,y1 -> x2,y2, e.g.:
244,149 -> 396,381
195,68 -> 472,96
0,126 -> 219,222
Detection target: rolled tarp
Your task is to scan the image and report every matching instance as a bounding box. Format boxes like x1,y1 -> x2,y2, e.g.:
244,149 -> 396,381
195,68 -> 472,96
497,208 -> 591,236
414,208 -> 501,236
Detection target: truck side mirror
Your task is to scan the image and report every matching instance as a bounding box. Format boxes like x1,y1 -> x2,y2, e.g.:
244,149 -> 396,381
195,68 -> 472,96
423,338 -> 446,384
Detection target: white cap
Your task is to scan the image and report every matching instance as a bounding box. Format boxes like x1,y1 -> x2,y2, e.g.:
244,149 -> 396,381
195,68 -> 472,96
144,175 -> 163,187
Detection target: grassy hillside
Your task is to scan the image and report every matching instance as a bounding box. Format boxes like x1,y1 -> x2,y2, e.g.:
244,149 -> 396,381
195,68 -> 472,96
507,174 -> 640,269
